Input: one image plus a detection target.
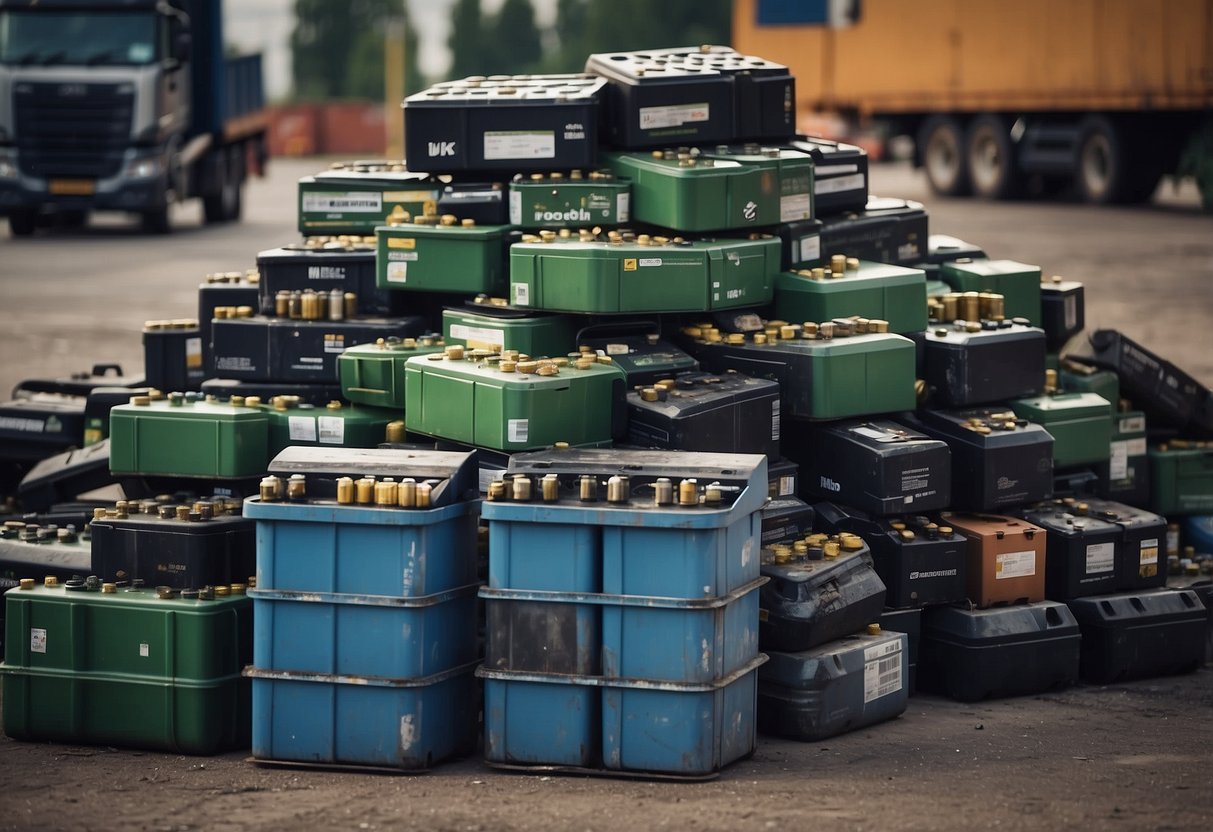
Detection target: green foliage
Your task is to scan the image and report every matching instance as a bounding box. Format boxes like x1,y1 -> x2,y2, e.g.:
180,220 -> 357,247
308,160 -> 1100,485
291,0 -> 423,100
449,0 -> 545,78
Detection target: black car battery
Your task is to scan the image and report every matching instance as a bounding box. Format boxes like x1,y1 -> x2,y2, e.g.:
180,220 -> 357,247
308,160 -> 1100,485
1081,497 -> 1167,591
761,497 -> 815,547
921,234 -> 987,273
819,196 -> 929,266
1096,409 -> 1150,505
0,393 -> 87,462
587,46 -> 794,148
625,371 -> 780,458
198,271 -> 260,360
438,181 -> 510,226
82,387 -> 153,448
784,419 -> 951,515
89,498 -> 255,590
917,601 -> 1080,701
1067,588 -> 1206,684
905,407 -> 1054,512
255,240 -> 404,318
915,318 -> 1046,407
16,440 -> 116,512
758,535 -> 887,653
576,323 -> 699,387
1076,329 -> 1213,436
199,378 -> 345,408
815,501 -> 968,610
1019,500 -> 1122,600
142,320 -> 204,392
14,363 -> 144,398
1040,275 -> 1085,352
771,217 -> 825,270
878,607 -> 921,692
404,74 -> 606,173
210,316 -> 427,384
787,136 -> 869,215
767,457 -> 800,500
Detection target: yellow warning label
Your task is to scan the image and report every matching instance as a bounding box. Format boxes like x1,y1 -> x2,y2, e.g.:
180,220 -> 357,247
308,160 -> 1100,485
623,258 -> 638,271
388,237 -> 416,250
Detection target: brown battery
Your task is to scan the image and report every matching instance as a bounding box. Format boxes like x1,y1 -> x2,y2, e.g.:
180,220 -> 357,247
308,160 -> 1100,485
943,512 -> 1047,608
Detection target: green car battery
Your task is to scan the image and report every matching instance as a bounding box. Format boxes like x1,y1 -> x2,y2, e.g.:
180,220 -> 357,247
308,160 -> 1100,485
1059,360 -> 1120,405
404,74 -> 607,173
1150,441 -> 1213,515
1097,410 -> 1150,505
773,259 -> 928,335
376,219 -> 519,295
438,181 -> 510,225
1040,275 -> 1085,353
819,197 -> 929,266
443,302 -> 578,357
681,323 -> 917,421
0,577 -> 251,754
143,319 -> 204,392
200,379 -> 344,408
108,392 -> 269,480
939,258 -> 1043,324
264,399 -> 398,457
605,148 -> 805,232
769,218 -> 824,270
925,279 -> 951,299
404,348 -> 627,452
337,334 -> 447,410
255,240 -> 405,318
297,164 -> 439,235
509,231 -> 779,314
509,170 -> 631,229
576,322 -> 699,387
1009,392 -> 1113,469
787,136 -> 869,215
703,144 -> 815,223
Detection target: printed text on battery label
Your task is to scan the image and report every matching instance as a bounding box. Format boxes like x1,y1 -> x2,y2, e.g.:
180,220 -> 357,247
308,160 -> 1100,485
995,550 -> 1036,579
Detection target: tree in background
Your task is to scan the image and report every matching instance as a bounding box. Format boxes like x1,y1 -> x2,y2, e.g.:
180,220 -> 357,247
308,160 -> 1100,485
449,0 -> 544,78
292,0 -> 424,100
447,0 -> 485,79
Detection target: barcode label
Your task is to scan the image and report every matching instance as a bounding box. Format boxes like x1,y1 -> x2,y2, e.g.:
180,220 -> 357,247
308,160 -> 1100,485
317,416 -> 344,444
288,415 -> 317,442
507,419 -> 528,443
771,399 -> 781,441
863,641 -> 903,703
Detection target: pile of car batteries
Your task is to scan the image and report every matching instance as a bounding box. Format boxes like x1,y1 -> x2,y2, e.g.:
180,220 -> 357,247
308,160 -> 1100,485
2,42 -> 1211,774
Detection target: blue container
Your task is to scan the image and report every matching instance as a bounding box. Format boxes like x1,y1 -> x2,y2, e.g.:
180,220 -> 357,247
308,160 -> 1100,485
248,663 -> 478,770
252,585 -> 479,678
246,499 -> 479,597
482,676 -> 600,767
488,520 -> 601,591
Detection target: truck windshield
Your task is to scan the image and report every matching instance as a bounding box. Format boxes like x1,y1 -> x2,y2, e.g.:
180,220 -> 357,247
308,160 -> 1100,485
0,11 -> 158,66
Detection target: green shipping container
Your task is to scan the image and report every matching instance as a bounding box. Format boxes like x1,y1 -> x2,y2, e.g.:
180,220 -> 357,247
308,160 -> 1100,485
298,167 -> 440,235
376,222 -> 516,295
509,235 -> 779,314
508,172 -> 631,229
109,394 -> 269,479
264,400 -> 399,456
1149,442 -> 1213,515
338,336 -> 447,409
940,258 -> 1043,324
443,306 -> 579,357
404,352 -> 625,451
1,579 -> 252,754
773,261 -> 928,334
1008,392 -> 1113,469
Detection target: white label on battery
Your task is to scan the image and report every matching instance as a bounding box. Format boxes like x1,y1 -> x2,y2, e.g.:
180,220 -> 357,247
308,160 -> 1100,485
852,425 -> 898,442
617,192 -> 630,222
771,399 -> 781,441
449,324 -> 505,349
1086,541 -> 1115,574
798,234 -> 821,264
606,343 -> 630,355
1167,529 -> 1179,555
779,476 -> 795,497
1140,538 -> 1159,566
638,258 -> 662,267
863,640 -> 903,703
1120,415 -> 1146,434
302,192 -> 382,213
139,643 -> 149,658
483,131 -> 556,161
386,261 -> 408,284
317,416 -> 344,444
826,163 -> 860,176
995,550 -> 1037,580
289,415 -> 318,442
1064,295 -> 1078,330
30,628 -> 47,654
638,102 -> 710,130
1109,439 -> 1130,480
323,334 -> 346,354
185,337 -> 203,370
507,419 -> 528,444
508,189 -> 522,224
814,172 -> 866,195
780,192 -> 812,223
1126,437 -> 1147,456
511,282 -> 530,306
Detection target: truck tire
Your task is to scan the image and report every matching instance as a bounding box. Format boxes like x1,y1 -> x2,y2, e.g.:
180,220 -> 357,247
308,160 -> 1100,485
141,205 -> 171,234
1075,116 -> 1140,204
8,210 -> 36,237
966,114 -> 1020,200
919,116 -> 970,196
203,147 -> 243,224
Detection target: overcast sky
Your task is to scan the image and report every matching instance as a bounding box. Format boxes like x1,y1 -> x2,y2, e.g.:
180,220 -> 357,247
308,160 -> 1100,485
224,0 -> 558,101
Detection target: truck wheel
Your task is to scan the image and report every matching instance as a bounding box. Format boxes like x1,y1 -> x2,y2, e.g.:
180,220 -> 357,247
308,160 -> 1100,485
141,205 -> 171,234
966,114 -> 1020,200
203,148 -> 243,223
1076,116 -> 1135,204
919,116 -> 970,196
8,210 -> 36,237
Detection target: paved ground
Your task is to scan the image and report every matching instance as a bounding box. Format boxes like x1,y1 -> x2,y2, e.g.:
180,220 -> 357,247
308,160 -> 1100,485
0,161 -> 1211,830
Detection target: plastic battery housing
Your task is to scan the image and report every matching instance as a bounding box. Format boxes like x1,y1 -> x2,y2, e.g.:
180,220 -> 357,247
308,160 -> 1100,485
774,260 -> 928,335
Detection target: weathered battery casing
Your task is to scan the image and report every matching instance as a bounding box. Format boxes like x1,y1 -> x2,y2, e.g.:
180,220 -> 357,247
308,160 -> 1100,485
143,321 -> 204,392
0,394 -> 86,461
1081,497 -> 1167,590
1067,589 -> 1206,684
906,408 -> 1054,511
774,260 -> 928,335
376,221 -> 518,296
404,74 -> 606,173
1150,441 -> 1213,515
577,330 -> 698,387
761,497 -> 815,547
509,234 -> 778,314
443,304 -> 578,357
819,197 -> 928,266
0,528 -> 91,589
940,258 -> 1043,324
198,273 -> 259,364
942,512 -> 1047,608
770,217 -> 824,270
108,394 -> 268,479
917,320 -> 1046,407
210,316 -> 426,384
1019,502 -> 1121,600
13,364 -> 143,398
404,351 -> 626,452
437,181 -> 510,225
625,371 -> 781,458
1096,410 -> 1150,505
878,607 -> 921,691
337,335 -> 446,410
767,457 -> 800,500
1040,276 -> 1085,352
787,136 -> 869,215
786,419 -> 951,515
264,400 -> 397,457
16,440 -> 116,512
297,166 -> 439,235
1009,392 -> 1113,469
1,580 -> 252,754
509,172 -> 631,229
255,243 -> 403,317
